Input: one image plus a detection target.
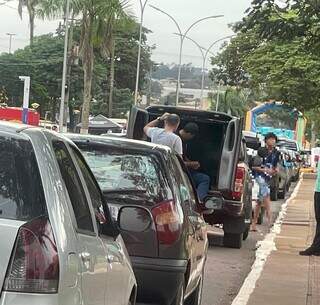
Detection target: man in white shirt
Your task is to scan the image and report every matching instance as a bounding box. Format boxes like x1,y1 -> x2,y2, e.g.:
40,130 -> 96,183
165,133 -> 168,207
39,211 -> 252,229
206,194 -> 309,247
143,113 -> 183,155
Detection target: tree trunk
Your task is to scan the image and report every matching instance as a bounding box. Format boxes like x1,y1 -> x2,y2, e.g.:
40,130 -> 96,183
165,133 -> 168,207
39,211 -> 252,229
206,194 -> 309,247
81,54 -> 93,134
108,39 -> 115,118
311,120 -> 317,148
28,6 -> 35,45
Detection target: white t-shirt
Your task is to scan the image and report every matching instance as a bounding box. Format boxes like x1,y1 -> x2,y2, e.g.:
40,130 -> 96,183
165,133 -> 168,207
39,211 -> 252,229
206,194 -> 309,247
146,127 -> 183,155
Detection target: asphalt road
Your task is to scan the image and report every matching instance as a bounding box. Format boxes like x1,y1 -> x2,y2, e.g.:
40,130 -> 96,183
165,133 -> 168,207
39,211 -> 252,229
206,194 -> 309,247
202,187 -> 293,305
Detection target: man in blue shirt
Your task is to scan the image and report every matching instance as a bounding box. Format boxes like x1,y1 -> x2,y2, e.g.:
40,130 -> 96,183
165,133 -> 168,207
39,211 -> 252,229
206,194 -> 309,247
251,133 -> 280,231
300,158 -> 320,256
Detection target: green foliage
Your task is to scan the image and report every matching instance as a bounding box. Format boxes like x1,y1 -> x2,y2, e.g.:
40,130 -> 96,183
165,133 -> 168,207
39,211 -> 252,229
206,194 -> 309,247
210,1 -> 320,112
243,39 -> 320,111
91,88 -> 133,118
0,21 -> 152,120
0,34 -> 65,118
210,31 -> 259,87
209,88 -> 252,117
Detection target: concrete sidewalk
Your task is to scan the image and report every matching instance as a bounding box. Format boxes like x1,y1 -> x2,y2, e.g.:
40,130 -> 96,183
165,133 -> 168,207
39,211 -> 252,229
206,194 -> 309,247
246,174 -> 320,305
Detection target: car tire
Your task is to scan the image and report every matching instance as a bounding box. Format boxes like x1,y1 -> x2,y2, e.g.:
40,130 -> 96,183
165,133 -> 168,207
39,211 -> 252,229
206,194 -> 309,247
171,279 -> 185,305
224,232 -> 243,249
257,207 -> 264,225
186,270 -> 204,305
270,186 -> 278,201
243,227 -> 250,240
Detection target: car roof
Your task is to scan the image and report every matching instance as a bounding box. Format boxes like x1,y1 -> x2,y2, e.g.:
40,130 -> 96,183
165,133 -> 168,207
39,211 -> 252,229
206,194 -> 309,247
0,120 -> 35,139
64,133 -> 172,154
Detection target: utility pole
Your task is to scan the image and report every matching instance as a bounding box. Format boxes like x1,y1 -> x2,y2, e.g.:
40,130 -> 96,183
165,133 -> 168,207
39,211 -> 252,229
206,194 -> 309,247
108,39 -> 116,118
6,33 -> 16,54
134,0 -> 150,105
59,0 -> 71,133
19,76 -> 30,124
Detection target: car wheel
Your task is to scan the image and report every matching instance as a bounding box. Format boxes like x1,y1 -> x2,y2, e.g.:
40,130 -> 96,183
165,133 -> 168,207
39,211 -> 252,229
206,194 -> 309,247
186,270 -> 204,305
224,232 -> 243,249
270,187 -> 278,201
257,208 -> 264,225
278,189 -> 285,199
243,227 -> 250,240
171,279 -> 185,305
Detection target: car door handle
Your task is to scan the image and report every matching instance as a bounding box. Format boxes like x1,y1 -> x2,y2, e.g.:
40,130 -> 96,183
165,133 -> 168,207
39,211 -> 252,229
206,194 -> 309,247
80,252 -> 92,270
81,252 -> 91,261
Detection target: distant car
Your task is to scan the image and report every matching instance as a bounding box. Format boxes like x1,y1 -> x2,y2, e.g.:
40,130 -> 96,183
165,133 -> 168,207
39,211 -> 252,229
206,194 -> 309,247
0,122 -> 137,305
270,149 -> 291,201
277,137 -> 300,152
127,106 -> 252,249
67,134 -> 208,305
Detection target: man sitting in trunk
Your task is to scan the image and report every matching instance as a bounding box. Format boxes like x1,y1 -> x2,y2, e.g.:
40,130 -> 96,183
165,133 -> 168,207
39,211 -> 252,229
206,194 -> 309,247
179,123 -> 210,203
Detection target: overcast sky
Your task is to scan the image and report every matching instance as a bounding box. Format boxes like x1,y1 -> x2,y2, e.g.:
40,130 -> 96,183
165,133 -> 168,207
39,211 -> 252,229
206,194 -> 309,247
0,0 -> 251,67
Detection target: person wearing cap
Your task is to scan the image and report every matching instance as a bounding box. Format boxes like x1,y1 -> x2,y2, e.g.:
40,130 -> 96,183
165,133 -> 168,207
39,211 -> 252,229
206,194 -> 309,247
144,113 -> 183,155
179,123 -> 210,202
251,132 -> 280,231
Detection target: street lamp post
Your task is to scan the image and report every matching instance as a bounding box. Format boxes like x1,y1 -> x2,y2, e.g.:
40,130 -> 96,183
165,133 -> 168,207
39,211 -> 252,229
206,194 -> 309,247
173,33 -> 208,109
149,4 -> 223,106
134,0 -> 150,105
173,34 -> 235,109
59,0 -> 71,133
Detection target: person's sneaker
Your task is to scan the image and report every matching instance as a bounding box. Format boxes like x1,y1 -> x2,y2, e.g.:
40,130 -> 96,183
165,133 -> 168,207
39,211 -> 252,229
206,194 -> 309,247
299,247 -> 320,256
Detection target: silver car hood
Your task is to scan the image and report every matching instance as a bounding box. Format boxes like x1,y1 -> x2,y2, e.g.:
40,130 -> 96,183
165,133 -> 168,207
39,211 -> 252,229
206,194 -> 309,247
0,219 -> 24,295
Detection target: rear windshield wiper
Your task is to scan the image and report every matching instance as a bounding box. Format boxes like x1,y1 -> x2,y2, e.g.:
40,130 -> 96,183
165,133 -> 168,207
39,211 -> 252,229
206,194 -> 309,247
103,188 -> 147,195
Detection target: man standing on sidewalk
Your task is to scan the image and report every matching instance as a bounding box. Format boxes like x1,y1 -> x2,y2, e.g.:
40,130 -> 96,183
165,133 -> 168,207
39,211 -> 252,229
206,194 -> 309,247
300,160 -> 320,256
251,133 -> 279,231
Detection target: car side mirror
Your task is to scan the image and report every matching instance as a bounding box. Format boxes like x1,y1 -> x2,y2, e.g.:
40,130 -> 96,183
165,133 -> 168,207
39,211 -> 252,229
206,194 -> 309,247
99,219 -> 120,238
117,206 -> 152,233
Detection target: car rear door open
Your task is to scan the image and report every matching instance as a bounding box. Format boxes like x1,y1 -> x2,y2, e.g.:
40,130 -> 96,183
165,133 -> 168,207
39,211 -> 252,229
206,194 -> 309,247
218,118 -> 243,191
127,106 -> 149,140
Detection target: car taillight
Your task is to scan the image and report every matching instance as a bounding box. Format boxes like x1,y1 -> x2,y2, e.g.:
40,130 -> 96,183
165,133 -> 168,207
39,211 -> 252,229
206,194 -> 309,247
231,166 -> 245,201
4,217 -> 59,294
151,200 -> 182,245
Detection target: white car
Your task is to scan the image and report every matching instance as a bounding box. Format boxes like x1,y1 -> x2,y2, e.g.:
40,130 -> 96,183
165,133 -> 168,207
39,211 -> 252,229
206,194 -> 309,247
0,121 -> 136,305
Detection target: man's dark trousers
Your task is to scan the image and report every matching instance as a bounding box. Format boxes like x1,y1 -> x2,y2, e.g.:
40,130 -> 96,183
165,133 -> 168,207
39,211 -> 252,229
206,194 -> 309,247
311,192 -> 320,250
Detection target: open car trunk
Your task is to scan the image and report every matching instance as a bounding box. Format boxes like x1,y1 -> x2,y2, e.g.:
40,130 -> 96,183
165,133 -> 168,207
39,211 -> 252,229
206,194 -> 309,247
127,106 -> 243,192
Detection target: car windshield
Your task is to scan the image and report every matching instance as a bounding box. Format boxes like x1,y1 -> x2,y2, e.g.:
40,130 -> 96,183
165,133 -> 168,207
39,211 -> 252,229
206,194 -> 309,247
79,145 -> 171,203
0,136 -> 47,221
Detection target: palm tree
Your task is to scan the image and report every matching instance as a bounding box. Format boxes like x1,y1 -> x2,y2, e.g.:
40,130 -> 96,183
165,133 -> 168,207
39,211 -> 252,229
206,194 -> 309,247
18,0 -> 38,45
37,0 -> 131,133
212,87 -> 251,117
73,0 -> 131,133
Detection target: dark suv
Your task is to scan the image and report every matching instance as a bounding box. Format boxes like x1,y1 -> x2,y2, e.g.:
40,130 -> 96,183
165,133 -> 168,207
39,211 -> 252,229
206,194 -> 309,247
67,134 -> 208,305
127,106 -> 252,249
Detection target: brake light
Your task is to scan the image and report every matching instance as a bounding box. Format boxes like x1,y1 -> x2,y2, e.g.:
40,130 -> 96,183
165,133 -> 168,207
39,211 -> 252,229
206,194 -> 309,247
4,217 -> 59,294
231,166 -> 245,201
151,200 -> 182,245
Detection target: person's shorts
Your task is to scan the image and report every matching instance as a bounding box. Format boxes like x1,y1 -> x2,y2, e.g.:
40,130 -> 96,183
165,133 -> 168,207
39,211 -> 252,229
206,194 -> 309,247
256,176 -> 270,203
